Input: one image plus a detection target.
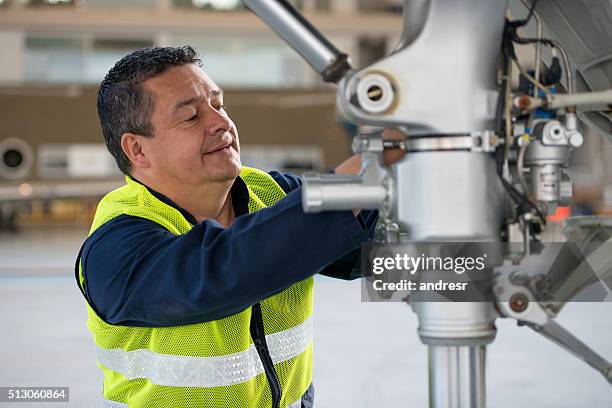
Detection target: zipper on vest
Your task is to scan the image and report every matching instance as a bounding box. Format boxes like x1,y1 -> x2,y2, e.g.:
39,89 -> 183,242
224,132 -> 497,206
250,303 -> 282,408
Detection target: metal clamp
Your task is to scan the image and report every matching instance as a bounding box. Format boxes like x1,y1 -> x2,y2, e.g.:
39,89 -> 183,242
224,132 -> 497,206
404,131 -> 500,153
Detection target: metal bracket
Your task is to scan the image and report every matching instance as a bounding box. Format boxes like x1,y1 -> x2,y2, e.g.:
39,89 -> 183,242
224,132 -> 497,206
494,267 -> 612,384
302,132 -> 393,213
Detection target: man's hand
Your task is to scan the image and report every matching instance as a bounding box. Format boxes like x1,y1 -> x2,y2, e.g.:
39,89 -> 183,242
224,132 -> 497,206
381,128 -> 406,166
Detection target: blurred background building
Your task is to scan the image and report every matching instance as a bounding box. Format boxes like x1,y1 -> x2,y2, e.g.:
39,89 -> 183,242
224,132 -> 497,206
0,0 -> 611,233
0,0 -> 405,229
1,2 -> 611,407
1,0 -> 611,231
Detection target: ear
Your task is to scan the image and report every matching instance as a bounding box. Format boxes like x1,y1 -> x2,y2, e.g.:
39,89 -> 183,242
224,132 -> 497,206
121,132 -> 151,170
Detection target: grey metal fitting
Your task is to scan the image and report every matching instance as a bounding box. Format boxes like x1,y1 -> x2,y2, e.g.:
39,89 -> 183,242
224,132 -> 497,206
530,164 -> 562,204
565,113 -> 584,148
524,118 -> 579,211
523,140 -> 570,167
351,132 -> 384,155
534,120 -> 568,146
355,72 -> 396,114
565,112 -> 579,132
301,173 -> 388,212
532,118 -> 583,149
567,131 -> 584,148
302,147 -> 390,213
559,171 -> 573,207
411,302 -> 498,346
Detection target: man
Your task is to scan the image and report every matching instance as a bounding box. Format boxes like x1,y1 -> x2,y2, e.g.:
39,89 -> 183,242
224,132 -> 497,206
76,46 -> 404,408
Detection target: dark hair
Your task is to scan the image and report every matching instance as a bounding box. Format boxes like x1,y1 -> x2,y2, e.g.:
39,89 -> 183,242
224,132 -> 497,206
97,46 -> 202,175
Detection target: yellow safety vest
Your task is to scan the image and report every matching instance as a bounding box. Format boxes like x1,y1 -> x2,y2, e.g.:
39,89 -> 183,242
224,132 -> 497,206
76,167 -> 313,408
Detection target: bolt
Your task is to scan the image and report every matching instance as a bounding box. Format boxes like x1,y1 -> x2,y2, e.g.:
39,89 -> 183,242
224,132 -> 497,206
550,126 -> 564,140
509,292 -> 529,313
516,95 -> 533,111
356,72 -> 395,114
367,85 -> 383,101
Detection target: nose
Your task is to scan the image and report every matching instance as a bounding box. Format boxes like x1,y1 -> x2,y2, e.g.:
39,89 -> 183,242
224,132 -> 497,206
206,106 -> 233,137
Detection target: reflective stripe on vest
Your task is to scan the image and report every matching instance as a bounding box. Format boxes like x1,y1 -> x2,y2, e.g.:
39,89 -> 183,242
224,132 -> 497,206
97,316 -> 313,388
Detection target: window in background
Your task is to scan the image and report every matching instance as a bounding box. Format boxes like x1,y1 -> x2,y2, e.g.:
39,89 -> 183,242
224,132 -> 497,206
28,0 -> 77,7
173,0 -> 244,10
172,35 -> 316,88
25,37 -> 83,83
81,0 -> 155,8
314,0 -> 330,12
84,39 -> 154,83
25,36 -> 153,83
24,34 -> 316,88
173,0 -> 302,11
358,0 -> 402,13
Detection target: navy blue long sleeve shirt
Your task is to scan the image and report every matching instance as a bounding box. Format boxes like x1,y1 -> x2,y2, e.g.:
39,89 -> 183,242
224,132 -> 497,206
78,171 -> 377,327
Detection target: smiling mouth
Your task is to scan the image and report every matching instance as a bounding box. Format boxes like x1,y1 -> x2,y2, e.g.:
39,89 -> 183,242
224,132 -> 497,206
203,145 -> 231,155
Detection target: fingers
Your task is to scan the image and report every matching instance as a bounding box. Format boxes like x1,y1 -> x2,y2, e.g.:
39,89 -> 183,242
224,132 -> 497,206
381,128 -> 405,141
382,128 -> 407,165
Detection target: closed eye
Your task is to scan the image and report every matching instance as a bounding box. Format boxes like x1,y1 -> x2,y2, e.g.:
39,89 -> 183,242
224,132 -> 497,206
185,113 -> 199,122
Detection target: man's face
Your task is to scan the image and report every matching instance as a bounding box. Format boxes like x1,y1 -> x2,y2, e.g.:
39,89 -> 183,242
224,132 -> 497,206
139,63 -> 241,185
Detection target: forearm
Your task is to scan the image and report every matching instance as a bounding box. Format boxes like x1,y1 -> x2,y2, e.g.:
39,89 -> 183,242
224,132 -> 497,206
319,208 -> 379,280
81,188 -> 369,327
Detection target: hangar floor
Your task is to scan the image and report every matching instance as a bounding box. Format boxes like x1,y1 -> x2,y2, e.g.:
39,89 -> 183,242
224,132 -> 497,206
1,227 -> 611,407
